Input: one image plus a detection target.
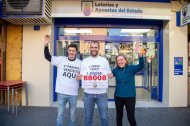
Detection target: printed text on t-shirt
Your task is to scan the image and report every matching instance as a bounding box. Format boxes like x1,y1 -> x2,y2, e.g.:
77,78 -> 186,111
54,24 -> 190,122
63,65 -> 80,79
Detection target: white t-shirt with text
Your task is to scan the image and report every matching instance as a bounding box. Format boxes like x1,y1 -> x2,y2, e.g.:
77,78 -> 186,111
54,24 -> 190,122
51,56 -> 81,95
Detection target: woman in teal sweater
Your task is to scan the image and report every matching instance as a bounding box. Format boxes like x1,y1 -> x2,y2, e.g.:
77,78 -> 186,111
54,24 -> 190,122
112,53 -> 144,126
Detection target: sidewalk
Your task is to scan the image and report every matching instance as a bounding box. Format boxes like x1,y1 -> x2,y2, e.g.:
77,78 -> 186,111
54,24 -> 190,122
0,106 -> 190,126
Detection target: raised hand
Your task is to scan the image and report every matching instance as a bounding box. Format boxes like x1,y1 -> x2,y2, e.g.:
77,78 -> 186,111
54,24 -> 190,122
134,42 -> 144,57
44,34 -> 50,46
134,42 -> 141,54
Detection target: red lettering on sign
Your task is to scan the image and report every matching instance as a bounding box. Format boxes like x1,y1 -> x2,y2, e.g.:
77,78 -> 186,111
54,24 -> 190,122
83,75 -> 107,80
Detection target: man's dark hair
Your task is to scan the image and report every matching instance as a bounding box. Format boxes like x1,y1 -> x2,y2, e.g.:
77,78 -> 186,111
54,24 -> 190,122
67,44 -> 78,51
90,41 -> 100,48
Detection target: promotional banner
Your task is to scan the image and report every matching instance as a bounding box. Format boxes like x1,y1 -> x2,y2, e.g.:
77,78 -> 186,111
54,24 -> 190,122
174,57 -> 183,75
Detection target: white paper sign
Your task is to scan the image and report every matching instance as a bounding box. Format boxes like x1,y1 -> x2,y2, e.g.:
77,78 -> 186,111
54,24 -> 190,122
82,70 -> 108,88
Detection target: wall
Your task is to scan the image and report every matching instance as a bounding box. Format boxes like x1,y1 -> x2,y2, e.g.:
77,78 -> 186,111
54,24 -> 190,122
168,12 -> 188,107
22,25 -> 52,106
163,13 -> 188,107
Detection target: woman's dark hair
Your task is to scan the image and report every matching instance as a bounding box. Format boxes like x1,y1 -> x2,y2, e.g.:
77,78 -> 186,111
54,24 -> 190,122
115,54 -> 128,67
67,44 -> 78,51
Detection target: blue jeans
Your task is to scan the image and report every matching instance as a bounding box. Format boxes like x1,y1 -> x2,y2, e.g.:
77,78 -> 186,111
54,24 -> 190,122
84,92 -> 108,126
56,93 -> 77,126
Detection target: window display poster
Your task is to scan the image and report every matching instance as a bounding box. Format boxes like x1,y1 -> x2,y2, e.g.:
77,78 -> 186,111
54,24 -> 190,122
174,57 -> 183,75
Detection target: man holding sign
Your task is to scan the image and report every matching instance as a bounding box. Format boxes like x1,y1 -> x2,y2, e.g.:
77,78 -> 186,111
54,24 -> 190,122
77,41 -> 112,126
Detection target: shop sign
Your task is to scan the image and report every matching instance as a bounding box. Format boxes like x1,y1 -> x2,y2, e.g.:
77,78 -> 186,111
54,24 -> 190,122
52,1 -> 170,20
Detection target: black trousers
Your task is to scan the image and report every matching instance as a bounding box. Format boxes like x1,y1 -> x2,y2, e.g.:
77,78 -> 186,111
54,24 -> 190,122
114,96 -> 137,126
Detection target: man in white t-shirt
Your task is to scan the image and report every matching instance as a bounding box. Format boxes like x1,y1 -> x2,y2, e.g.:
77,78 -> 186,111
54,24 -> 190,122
44,35 -> 81,126
77,41 -> 112,126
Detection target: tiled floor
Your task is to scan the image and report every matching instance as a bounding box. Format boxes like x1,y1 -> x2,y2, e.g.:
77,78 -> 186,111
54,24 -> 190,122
0,106 -> 190,126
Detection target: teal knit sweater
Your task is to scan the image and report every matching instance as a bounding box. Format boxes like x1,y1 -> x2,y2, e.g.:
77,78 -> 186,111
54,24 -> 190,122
112,57 -> 144,98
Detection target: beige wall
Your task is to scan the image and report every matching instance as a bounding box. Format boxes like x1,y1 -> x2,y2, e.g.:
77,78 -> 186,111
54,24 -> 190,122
22,25 -> 52,106
168,12 -> 188,107
162,1 -> 188,107
162,12 -> 188,107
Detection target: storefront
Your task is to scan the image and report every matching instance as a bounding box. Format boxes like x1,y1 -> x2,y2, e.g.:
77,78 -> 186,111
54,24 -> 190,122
53,18 -> 163,103
20,1 -> 188,107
